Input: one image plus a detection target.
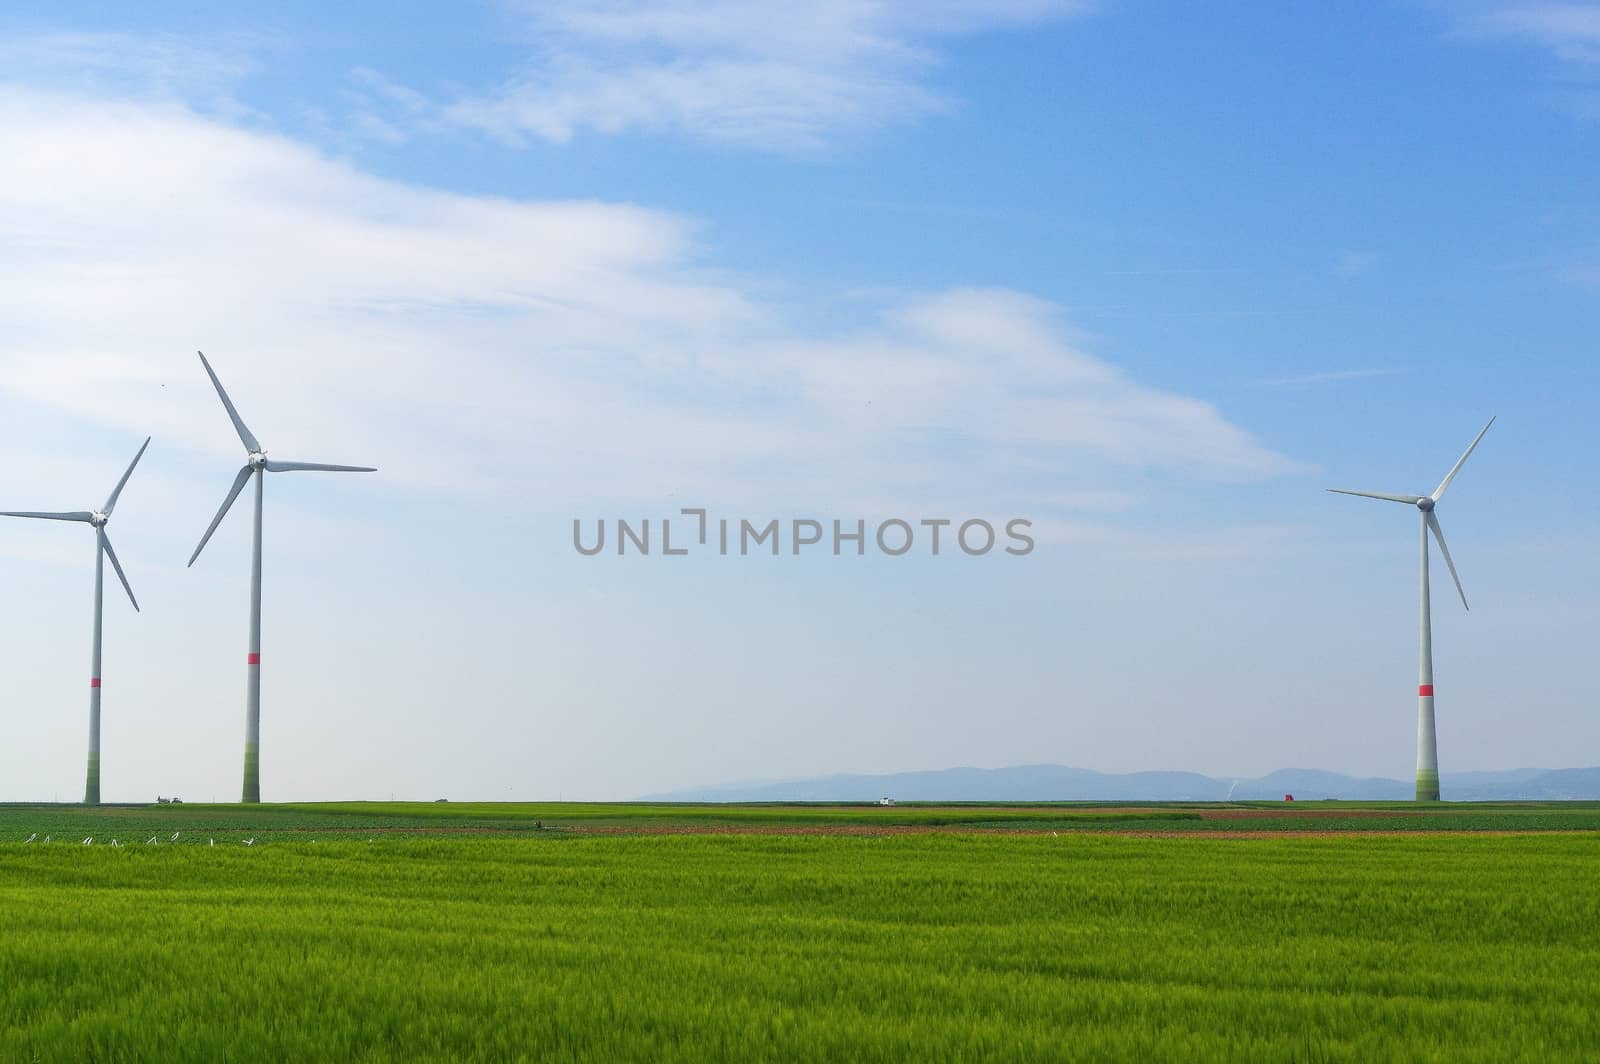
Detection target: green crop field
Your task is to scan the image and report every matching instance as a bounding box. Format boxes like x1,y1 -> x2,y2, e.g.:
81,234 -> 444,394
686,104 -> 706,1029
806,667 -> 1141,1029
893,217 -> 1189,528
2,803 -> 1599,1062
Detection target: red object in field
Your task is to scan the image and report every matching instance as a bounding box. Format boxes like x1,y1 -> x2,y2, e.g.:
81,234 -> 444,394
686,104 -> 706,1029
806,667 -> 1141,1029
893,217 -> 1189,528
1284,794 -> 1294,802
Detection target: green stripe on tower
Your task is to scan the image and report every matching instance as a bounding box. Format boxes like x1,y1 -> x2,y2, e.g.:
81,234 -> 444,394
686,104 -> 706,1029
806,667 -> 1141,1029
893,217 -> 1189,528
242,744 -> 260,804
1415,769 -> 1440,802
84,754 -> 100,805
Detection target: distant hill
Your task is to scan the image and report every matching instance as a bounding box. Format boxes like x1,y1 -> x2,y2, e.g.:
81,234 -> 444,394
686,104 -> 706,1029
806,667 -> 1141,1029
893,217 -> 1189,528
643,765 -> 1600,802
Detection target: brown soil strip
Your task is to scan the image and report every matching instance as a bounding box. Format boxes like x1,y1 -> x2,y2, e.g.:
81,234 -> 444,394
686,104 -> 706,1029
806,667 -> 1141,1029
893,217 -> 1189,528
1096,830 -> 1594,839
258,826 -> 530,835
1193,808 -> 1424,820
569,824 -> 1596,838
233,819 -> 1593,839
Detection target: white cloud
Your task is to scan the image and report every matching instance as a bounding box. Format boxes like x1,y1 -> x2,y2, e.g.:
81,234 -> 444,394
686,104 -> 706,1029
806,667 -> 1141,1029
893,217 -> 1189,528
0,88 -> 1293,527
414,0 -> 1094,152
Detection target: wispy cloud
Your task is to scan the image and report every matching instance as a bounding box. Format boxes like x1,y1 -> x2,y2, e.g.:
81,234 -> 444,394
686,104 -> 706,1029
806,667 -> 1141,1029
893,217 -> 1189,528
363,0 -> 1095,153
0,87 -> 1295,526
0,31 -> 263,114
1335,251 -> 1377,277
1439,3 -> 1600,118
1251,368 -> 1405,390
1456,3 -> 1600,63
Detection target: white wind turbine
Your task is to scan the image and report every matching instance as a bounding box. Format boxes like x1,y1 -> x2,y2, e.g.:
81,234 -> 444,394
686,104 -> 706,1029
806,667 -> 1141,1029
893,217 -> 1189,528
2,437 -> 150,804
1330,417 -> 1494,801
187,351 -> 376,803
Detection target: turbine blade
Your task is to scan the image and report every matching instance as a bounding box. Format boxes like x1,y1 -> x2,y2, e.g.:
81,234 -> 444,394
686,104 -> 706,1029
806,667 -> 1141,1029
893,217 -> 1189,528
1326,489 -> 1423,505
1431,416 -> 1495,501
1426,511 -> 1468,611
98,529 -> 139,612
197,351 -> 261,454
0,511 -> 94,522
263,459 -> 377,473
103,436 -> 152,515
188,465 -> 253,567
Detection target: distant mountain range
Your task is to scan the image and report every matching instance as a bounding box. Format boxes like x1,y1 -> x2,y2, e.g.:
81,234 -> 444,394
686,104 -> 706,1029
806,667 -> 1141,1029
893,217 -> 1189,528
644,764 -> 1600,803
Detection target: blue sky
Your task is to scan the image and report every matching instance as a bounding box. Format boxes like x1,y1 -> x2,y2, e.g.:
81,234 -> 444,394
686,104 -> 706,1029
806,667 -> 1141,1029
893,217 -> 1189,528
1,1 -> 1597,801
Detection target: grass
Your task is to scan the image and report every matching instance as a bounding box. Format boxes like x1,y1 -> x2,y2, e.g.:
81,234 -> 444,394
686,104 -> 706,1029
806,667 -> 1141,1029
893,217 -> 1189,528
1,803 -> 1599,1060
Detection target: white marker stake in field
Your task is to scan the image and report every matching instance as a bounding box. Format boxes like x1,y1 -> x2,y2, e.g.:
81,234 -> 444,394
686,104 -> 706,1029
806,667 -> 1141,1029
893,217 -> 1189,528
2,438 -> 150,805
1330,417 -> 1494,801
188,352 -> 376,804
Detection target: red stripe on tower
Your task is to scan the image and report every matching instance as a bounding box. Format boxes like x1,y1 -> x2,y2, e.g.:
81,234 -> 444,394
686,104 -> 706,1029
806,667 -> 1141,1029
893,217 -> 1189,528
1419,684 -> 1434,697
247,653 -> 260,665
89,678 -> 101,688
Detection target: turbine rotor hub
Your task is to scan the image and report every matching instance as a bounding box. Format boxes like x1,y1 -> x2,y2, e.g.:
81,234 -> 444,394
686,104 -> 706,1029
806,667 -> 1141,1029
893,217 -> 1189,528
90,512 -> 108,527
1417,497 -> 1435,512
248,451 -> 267,469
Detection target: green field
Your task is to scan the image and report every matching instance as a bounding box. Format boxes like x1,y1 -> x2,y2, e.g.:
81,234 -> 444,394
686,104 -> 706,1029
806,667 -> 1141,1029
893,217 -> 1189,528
2,803 -> 1599,1061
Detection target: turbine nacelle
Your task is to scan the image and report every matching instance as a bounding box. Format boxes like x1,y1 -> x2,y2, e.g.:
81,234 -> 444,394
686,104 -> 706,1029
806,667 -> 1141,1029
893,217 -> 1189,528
1416,498 -> 1435,512
248,451 -> 268,470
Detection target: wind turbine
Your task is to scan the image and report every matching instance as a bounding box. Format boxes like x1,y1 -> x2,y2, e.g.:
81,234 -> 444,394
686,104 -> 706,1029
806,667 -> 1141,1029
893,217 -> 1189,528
188,351 -> 375,803
1330,417 -> 1494,801
2,437 -> 149,804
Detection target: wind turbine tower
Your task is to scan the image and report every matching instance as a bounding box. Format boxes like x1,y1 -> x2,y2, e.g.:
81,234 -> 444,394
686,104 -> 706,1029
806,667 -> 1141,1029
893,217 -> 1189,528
1330,417 -> 1494,801
2,437 -> 150,803
188,352 -> 376,803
